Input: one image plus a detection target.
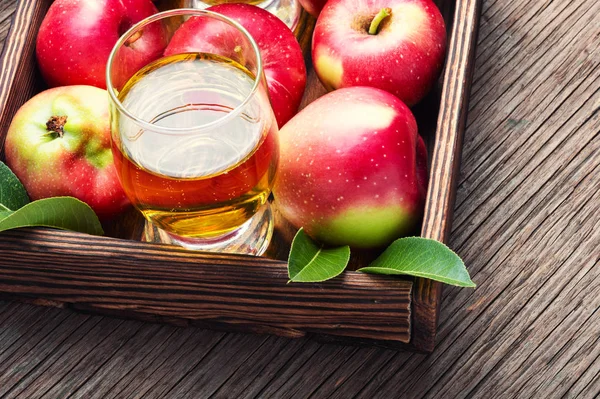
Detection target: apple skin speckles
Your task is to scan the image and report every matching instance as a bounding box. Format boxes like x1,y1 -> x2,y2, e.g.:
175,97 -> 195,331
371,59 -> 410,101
273,87 -> 428,249
312,0 -> 447,106
36,0 -> 166,89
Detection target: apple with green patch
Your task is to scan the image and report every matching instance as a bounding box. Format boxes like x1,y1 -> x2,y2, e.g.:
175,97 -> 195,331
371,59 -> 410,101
273,86 -> 428,248
312,0 -> 446,106
4,86 -> 130,221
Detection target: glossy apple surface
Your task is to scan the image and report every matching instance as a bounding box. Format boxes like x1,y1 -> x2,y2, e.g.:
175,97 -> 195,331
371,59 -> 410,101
164,3 -> 306,128
36,0 -> 167,89
273,86 -> 428,248
4,86 -> 130,221
312,0 -> 446,106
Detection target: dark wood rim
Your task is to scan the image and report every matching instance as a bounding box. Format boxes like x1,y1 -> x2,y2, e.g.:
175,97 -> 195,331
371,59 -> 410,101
414,0 -> 483,352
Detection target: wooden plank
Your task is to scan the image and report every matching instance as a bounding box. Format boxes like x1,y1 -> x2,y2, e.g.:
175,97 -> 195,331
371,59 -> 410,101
0,308 -> 69,369
0,0 -> 47,157
103,328 -> 224,398
148,333 -> 272,398
564,351 -> 600,398
67,324 -> 173,399
262,344 -> 359,398
439,0 -> 600,332
209,336 -> 307,399
0,228 -> 412,342
434,3 -> 600,348
317,348 -> 400,398
4,316 -> 118,398
36,322 -> 146,399
0,309 -> 93,398
412,0 -> 483,351
0,1 -> 17,43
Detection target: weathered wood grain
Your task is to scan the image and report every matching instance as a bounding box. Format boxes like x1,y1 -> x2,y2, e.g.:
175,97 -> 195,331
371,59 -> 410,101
2,0 -> 599,397
104,328 -> 226,398
0,0 -> 47,157
413,0 -> 482,352
0,228 -> 412,342
0,1 -> 16,43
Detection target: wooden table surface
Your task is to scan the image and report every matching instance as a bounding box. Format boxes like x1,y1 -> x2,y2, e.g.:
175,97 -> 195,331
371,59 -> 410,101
1,0 -> 599,397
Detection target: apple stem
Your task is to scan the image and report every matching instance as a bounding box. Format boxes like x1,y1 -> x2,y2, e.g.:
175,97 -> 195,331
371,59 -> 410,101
369,7 -> 392,35
46,115 -> 67,138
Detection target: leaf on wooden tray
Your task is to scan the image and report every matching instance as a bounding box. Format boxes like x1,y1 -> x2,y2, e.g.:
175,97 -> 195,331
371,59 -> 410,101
288,228 -> 350,283
0,197 -> 104,236
358,237 -> 476,288
0,160 -> 30,212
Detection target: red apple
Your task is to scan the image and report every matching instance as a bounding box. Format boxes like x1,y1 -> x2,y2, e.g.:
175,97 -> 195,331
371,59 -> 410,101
36,0 -> 167,89
164,4 -> 306,128
298,0 -> 328,17
312,0 -> 446,106
4,86 -> 130,221
273,86 -> 428,248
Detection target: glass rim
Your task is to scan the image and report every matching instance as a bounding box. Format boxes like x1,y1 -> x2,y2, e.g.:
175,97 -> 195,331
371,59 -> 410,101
106,8 -> 264,135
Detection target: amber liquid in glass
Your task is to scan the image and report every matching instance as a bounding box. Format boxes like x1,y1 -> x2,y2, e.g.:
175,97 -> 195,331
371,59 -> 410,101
112,53 -> 278,238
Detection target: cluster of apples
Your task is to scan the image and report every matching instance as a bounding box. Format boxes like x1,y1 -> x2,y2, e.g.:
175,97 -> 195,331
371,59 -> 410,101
274,0 -> 447,248
4,0 -> 307,222
4,0 -> 167,221
4,0 -> 446,251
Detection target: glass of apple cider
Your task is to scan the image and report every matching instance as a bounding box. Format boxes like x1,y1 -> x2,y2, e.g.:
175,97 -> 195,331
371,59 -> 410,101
107,9 -> 279,256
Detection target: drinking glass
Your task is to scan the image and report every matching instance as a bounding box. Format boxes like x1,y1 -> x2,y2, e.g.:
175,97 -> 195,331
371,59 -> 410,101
107,9 -> 279,256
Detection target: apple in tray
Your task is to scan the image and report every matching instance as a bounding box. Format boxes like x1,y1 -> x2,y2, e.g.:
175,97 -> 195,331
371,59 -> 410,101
273,87 -> 428,249
4,86 -> 131,222
36,0 -> 167,89
312,0 -> 447,106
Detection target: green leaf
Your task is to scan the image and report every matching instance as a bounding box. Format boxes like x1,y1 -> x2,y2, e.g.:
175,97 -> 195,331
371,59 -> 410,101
288,228 -> 350,283
358,237 -> 475,288
0,197 -> 104,236
0,160 -> 29,212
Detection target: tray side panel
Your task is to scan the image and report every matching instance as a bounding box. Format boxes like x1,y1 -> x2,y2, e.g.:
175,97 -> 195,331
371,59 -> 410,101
0,0 -> 48,158
413,0 -> 483,352
0,228 -> 412,343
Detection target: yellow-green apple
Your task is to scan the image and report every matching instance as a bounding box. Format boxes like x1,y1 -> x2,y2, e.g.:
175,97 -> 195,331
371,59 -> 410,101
273,86 -> 428,248
298,0 -> 328,17
312,0 -> 446,106
36,0 -> 167,89
4,86 -> 130,221
164,4 -> 306,127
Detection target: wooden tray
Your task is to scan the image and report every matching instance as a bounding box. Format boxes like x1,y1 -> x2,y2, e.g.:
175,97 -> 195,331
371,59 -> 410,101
0,0 -> 481,352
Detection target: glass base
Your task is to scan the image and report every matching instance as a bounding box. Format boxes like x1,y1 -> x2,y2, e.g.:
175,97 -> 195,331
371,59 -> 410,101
143,203 -> 274,256
191,0 -> 301,32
